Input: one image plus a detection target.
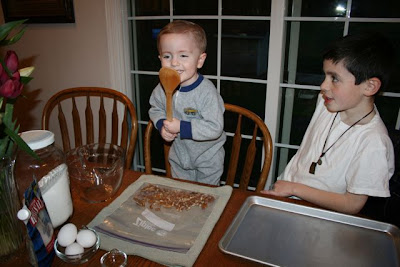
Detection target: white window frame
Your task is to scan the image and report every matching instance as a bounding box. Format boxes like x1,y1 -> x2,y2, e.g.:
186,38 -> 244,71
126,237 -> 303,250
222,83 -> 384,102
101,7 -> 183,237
106,0 -> 400,189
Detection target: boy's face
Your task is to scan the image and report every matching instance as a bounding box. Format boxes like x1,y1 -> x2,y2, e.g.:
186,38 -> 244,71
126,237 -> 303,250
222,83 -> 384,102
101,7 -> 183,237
320,59 -> 370,115
158,33 -> 206,87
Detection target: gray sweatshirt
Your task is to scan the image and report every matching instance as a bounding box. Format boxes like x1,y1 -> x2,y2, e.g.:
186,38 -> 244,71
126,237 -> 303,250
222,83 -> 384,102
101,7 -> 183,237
149,74 -> 226,183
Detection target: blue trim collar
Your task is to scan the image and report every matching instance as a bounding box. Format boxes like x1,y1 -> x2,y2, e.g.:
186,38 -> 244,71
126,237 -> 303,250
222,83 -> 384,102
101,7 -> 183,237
179,74 -> 203,92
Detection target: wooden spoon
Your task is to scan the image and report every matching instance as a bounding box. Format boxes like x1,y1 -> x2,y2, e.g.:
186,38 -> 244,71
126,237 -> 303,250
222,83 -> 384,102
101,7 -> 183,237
159,67 -> 181,121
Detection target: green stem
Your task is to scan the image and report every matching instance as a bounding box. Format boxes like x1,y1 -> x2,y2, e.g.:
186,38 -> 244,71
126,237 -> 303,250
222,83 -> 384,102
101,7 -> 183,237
0,157 -> 24,258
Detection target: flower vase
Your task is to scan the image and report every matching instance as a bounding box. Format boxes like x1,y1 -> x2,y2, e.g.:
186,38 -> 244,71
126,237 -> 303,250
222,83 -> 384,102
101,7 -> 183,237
0,156 -> 24,262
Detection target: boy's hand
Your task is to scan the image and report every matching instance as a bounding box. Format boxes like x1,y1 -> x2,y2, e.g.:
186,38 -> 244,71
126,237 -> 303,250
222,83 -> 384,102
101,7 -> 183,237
163,118 -> 181,134
261,180 -> 368,214
261,180 -> 295,197
161,126 -> 177,142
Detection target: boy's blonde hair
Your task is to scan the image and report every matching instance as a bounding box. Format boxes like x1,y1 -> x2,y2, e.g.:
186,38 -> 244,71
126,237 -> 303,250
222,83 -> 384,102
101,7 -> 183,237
157,20 -> 207,53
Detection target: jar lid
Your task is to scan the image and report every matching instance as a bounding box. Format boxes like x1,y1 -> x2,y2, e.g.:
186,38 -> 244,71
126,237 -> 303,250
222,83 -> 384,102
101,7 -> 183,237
20,130 -> 55,150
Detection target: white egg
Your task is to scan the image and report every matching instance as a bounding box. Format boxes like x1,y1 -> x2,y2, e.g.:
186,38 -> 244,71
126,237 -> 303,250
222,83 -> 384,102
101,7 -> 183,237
57,223 -> 78,247
65,242 -> 84,255
76,229 -> 97,248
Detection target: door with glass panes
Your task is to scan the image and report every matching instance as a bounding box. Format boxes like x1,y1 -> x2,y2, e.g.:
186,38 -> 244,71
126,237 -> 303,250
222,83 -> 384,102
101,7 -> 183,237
124,0 -> 400,190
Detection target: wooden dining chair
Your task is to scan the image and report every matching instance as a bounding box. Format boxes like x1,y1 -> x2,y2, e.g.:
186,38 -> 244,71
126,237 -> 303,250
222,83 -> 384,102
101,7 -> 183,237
144,103 -> 273,192
42,87 -> 138,168
144,121 -> 173,178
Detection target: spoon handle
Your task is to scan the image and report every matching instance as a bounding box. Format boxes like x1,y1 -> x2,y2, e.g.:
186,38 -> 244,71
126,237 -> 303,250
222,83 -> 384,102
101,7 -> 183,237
166,92 -> 173,121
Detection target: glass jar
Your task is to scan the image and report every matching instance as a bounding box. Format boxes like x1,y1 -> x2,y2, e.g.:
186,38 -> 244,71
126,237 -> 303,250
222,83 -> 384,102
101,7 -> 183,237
0,156 -> 24,262
15,130 -> 73,228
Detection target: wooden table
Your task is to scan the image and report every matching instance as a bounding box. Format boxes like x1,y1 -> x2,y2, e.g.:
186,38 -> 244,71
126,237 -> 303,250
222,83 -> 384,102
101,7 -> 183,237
5,170 -> 315,266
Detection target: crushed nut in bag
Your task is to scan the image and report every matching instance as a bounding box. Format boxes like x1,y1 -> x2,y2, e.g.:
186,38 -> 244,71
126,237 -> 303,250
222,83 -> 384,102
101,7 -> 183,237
133,184 -> 216,211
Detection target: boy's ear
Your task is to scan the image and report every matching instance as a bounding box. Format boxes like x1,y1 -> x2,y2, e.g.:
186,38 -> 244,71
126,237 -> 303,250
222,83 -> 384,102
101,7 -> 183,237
197,53 -> 207,69
364,77 -> 381,96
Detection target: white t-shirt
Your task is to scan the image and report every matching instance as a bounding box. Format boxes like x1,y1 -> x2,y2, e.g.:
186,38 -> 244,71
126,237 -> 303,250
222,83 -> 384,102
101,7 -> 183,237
279,94 -> 394,197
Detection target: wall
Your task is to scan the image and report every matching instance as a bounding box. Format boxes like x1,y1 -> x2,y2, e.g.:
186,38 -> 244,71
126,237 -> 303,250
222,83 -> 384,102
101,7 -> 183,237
0,0 -> 111,138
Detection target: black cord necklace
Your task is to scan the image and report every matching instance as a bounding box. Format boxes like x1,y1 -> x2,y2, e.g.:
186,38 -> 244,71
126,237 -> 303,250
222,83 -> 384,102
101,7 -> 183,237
309,107 -> 375,174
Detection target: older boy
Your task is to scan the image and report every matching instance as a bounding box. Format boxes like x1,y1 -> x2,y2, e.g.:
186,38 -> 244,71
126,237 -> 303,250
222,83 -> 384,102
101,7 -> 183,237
149,20 -> 226,185
263,33 -> 395,214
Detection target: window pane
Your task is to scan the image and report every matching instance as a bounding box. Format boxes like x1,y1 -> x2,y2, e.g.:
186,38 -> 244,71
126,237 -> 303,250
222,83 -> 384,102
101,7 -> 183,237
287,0 -> 348,17
220,80 -> 266,123
126,0 -> 133,17
136,124 -> 146,171
135,74 -> 159,122
222,0 -> 271,16
375,95 -> 400,132
188,20 -> 218,76
174,0 -> 217,15
221,20 -> 270,79
135,20 -> 169,71
278,88 -> 318,146
351,0 -> 400,18
274,147 -> 297,178
348,23 -> 400,93
284,21 -> 344,86
134,0 -> 169,16
128,20 -> 134,70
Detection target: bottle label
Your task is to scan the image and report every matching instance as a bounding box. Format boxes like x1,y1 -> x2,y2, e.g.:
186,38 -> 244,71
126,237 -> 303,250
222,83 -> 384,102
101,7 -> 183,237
39,163 -> 73,228
28,197 -> 45,227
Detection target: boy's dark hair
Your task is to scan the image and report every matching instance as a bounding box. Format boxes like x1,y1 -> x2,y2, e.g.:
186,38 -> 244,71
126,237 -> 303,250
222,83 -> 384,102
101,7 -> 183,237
323,32 -> 394,91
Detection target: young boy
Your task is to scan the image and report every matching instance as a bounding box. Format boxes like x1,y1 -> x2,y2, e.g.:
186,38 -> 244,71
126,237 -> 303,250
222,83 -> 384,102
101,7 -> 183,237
149,20 -> 226,185
262,33 -> 395,214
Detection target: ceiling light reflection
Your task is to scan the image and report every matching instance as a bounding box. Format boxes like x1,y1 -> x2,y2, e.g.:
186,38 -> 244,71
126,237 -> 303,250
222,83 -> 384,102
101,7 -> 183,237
336,5 -> 346,13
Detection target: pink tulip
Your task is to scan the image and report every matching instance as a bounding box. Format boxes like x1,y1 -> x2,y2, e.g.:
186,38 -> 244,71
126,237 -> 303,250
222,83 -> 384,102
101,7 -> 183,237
10,71 -> 23,98
0,71 -> 23,98
4,51 -> 19,73
0,51 -> 25,98
0,79 -> 16,98
0,64 -> 8,84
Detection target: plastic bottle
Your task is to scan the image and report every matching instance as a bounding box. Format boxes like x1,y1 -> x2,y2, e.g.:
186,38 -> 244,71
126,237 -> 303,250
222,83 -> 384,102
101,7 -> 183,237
17,206 -> 38,267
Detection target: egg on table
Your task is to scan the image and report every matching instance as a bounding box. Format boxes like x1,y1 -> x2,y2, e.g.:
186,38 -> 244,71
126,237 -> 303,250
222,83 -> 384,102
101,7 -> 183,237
65,242 -> 84,255
76,229 -> 97,248
57,223 -> 78,247
57,223 -> 98,256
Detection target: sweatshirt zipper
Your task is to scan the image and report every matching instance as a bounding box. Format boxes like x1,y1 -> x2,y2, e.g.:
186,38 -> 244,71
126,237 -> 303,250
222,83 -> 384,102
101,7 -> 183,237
175,87 -> 181,108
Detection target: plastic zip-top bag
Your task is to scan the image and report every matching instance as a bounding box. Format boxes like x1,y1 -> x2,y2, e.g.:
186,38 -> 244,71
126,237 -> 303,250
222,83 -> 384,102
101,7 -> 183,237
95,183 -> 218,253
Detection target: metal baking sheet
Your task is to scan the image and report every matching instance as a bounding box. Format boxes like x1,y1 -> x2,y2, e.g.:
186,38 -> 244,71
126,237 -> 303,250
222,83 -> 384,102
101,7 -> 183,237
219,196 -> 400,267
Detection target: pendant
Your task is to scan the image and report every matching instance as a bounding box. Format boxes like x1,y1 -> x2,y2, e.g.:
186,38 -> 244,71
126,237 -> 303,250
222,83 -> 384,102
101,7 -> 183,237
309,159 -> 322,174
309,162 -> 317,174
